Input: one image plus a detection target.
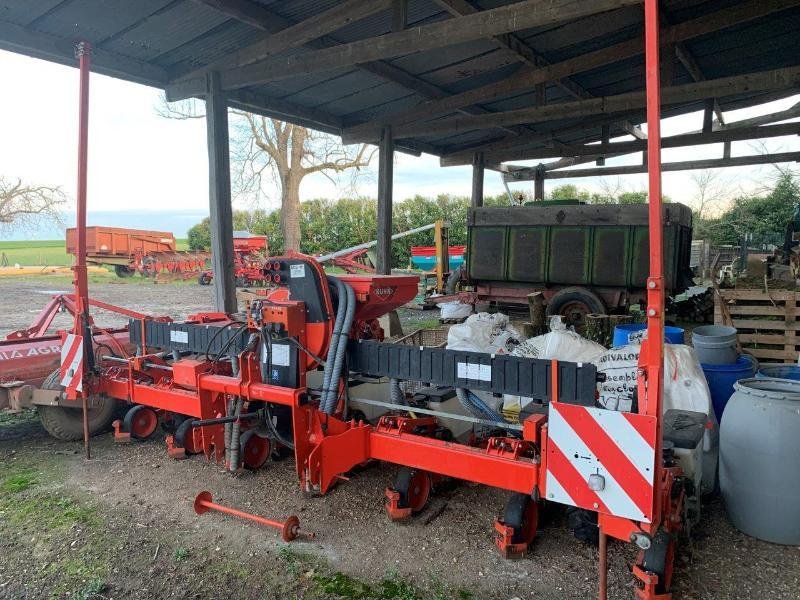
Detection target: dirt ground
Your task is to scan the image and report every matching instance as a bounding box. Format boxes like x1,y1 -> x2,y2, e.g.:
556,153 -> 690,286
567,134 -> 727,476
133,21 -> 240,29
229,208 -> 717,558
1,276 -> 799,600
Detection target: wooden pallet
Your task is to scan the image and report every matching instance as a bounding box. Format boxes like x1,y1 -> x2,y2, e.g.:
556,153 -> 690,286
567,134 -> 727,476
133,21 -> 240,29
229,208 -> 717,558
715,288 -> 798,363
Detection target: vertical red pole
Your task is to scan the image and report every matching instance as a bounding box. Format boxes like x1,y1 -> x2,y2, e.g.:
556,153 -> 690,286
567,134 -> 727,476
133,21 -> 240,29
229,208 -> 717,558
643,0 -> 664,518
75,41 -> 92,460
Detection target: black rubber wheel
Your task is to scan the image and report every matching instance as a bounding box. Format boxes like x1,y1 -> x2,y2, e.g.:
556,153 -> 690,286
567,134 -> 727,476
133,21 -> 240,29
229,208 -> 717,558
114,265 -> 135,278
174,418 -> 200,454
123,405 -> 159,440
641,528 -> 675,594
545,286 -> 606,329
393,467 -> 431,513
565,506 -> 599,546
503,493 -> 538,544
198,273 -> 212,285
37,369 -> 117,441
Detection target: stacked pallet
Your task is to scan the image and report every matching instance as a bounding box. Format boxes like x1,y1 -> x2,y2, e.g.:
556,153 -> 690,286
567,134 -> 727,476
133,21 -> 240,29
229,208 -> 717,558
715,288 -> 798,363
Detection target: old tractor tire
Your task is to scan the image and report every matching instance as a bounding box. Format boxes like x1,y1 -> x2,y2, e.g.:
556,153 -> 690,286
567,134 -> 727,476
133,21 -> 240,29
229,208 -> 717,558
114,265 -> 135,278
545,287 -> 606,329
197,272 -> 212,286
37,369 -> 117,441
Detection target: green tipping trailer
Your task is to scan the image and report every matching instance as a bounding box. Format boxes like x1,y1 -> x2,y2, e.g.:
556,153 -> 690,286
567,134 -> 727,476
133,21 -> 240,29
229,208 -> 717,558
460,202 -> 694,325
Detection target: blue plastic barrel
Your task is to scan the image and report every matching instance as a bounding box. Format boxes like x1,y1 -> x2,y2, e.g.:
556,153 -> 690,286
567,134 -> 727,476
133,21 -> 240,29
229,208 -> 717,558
756,363 -> 800,381
702,355 -> 758,421
612,324 -> 685,346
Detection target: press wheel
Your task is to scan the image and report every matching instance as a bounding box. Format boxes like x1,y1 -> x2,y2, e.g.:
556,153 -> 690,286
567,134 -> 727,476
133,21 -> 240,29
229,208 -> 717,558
123,405 -> 159,440
503,492 -> 538,545
393,467 -> 431,513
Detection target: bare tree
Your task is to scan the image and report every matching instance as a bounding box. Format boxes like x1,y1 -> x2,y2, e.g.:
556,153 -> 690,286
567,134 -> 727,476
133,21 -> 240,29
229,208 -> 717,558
0,177 -> 66,231
158,97 -> 375,251
690,170 -> 733,219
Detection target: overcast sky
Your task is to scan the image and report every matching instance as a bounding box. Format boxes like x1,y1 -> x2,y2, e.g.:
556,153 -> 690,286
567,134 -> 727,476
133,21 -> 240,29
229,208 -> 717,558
0,49 -> 797,239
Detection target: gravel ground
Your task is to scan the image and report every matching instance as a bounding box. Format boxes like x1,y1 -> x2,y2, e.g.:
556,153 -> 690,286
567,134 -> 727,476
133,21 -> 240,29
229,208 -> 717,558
1,275 -> 799,599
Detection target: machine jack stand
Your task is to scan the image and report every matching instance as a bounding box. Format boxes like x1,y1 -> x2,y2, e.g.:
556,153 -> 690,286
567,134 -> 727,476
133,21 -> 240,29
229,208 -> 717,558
165,434 -> 187,460
112,419 -> 131,442
384,488 -> 413,521
493,519 -> 530,559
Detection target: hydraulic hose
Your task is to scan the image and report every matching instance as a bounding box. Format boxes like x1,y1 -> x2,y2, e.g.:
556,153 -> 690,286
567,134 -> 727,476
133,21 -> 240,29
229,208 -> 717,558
446,264 -> 464,295
455,388 -> 505,423
224,352 -> 241,468
323,277 -> 355,415
228,396 -> 244,472
321,277 -> 348,414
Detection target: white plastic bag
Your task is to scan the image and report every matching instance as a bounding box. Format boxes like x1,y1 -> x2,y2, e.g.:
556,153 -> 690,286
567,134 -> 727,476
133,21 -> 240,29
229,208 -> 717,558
446,312 -> 520,354
440,300 -> 473,320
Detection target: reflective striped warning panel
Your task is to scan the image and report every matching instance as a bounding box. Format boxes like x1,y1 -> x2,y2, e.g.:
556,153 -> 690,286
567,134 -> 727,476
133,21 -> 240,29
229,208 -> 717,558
60,333 -> 84,393
545,403 -> 657,523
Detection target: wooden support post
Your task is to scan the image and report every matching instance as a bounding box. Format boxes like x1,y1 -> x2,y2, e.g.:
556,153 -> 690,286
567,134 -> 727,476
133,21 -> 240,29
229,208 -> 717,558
534,166 -> 545,200
376,125 -> 394,275
597,124 -> 610,166
702,100 -> 714,133
434,219 -> 449,293
205,71 -> 237,313
471,152 -> 485,208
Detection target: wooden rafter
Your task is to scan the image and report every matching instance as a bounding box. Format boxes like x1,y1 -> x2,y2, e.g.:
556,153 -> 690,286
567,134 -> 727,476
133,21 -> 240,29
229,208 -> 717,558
432,0 -> 645,140
174,0 -> 393,86
171,0 -> 508,134
213,0 -> 641,91
342,0 -> 800,144
389,65 -> 800,140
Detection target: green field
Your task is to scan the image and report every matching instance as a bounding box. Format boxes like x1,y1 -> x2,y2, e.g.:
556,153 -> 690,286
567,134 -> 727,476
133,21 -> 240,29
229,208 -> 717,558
0,239 -> 189,267
0,240 -> 69,266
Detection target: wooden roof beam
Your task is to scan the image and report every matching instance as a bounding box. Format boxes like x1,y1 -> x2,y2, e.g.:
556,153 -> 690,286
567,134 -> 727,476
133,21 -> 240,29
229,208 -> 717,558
174,0 -> 393,86
342,0 -> 800,144
217,0 -> 642,90
482,122 -> 800,163
432,0 -> 645,140
394,65 -> 800,141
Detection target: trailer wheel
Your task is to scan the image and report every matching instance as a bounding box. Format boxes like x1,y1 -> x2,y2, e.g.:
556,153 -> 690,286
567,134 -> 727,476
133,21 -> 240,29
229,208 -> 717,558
545,287 -> 606,329
114,265 -> 135,278
37,369 -> 117,442
503,493 -> 538,545
123,405 -> 159,440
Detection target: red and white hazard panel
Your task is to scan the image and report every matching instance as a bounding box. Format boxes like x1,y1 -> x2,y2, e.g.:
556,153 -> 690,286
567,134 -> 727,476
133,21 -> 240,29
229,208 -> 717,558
545,403 -> 657,523
60,333 -> 84,393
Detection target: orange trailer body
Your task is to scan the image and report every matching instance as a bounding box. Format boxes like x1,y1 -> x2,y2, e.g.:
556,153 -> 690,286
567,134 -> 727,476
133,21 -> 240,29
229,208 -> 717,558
66,226 -> 176,257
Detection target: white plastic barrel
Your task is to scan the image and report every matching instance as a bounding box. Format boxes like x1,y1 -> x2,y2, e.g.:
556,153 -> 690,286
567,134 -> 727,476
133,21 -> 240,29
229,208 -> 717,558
720,378 -> 800,544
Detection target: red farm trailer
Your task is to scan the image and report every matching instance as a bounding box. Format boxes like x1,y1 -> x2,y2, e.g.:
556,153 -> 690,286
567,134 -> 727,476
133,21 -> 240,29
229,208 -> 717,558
66,226 -> 209,278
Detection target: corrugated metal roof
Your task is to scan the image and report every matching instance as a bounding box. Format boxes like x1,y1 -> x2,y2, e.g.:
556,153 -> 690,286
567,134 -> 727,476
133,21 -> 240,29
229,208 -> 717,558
0,0 -> 797,160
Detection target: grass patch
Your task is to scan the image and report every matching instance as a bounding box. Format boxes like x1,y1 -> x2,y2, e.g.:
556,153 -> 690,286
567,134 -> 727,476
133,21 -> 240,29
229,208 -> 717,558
0,409 -> 39,428
0,460 -> 111,599
173,547 -> 190,561
2,469 -> 38,492
0,240 -> 69,266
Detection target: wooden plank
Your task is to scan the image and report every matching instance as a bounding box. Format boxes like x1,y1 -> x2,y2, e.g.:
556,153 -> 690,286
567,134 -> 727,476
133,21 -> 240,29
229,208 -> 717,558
785,292 -> 797,359
342,0 -> 800,144
727,305 -> 788,316
720,289 -> 796,301
729,319 -> 793,331
739,333 -> 790,345
389,65 -> 800,139
743,347 -> 794,361
219,0 -> 642,89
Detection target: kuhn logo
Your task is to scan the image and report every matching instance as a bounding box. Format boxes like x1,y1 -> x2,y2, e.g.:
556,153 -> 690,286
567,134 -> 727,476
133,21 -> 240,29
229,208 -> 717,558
372,287 -> 395,300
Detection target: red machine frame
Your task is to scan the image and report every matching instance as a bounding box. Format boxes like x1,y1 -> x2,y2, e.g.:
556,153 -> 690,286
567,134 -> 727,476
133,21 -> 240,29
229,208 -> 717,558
58,4 -> 680,598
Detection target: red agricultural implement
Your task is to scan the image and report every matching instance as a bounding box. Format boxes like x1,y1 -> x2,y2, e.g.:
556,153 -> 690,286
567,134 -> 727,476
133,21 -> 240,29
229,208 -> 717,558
10,11 -> 690,598
198,232 -> 270,286
66,226 -> 209,279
